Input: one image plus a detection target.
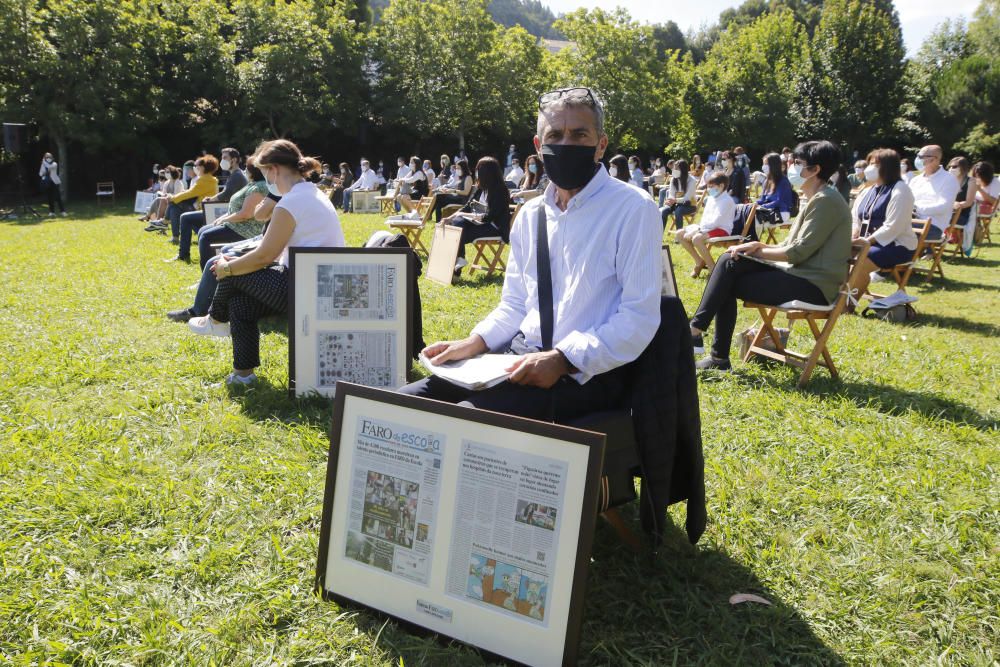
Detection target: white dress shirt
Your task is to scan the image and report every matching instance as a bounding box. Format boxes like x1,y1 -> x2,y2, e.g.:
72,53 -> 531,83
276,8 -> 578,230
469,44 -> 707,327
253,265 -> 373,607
471,166 -> 662,384
910,166 -> 961,231
505,165 -> 525,184
698,192 -> 735,233
667,176 -> 698,204
852,180 -> 917,250
346,167 -> 379,192
39,159 -> 61,185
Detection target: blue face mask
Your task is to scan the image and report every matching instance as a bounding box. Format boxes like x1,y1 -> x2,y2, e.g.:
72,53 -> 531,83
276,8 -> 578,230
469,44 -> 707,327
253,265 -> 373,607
914,157 -> 925,171
787,163 -> 806,187
707,186 -> 721,198
528,164 -> 539,174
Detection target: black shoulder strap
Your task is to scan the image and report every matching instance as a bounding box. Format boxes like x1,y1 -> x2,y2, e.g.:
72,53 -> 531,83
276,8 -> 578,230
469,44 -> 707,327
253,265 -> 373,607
536,205 -> 554,351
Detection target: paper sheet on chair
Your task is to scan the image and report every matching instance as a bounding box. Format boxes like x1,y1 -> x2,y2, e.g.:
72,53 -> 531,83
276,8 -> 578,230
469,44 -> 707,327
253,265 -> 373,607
419,353 -> 522,391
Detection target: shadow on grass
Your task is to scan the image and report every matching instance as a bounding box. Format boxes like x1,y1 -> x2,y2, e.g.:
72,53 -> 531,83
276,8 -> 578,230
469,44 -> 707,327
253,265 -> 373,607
226,374 -> 333,428
1,202 -> 136,224
914,312 -> 999,337
911,276 -> 992,293
343,512 -> 844,666
725,369 -> 997,432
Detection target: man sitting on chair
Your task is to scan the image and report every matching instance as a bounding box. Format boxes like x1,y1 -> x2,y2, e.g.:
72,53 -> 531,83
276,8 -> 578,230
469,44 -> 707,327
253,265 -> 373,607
399,87 -> 662,422
342,159 -> 379,212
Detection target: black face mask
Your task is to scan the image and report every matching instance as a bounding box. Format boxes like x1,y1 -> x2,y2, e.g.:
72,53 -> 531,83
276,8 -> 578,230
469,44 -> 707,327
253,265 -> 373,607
539,144 -> 599,190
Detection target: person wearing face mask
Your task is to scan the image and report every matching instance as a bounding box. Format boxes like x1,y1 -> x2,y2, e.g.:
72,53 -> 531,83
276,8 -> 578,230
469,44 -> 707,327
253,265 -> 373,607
608,154 -> 630,183
659,159 -> 698,229
900,158 -> 914,184
850,148 -> 917,296
162,155 -> 219,248
37,152 -> 67,217
395,156 -> 429,215
432,159 -> 474,222
181,160 -> 196,188
439,154 -> 452,184
504,158 -> 525,189
627,155 -> 645,189
399,86 -> 662,423
422,160 -> 437,189
169,149 -> 248,259
342,158 -> 379,212
947,156 -> 978,231
691,154 -> 704,179
439,157 -> 511,272
909,145 -> 960,242
689,140 -> 852,371
510,154 -> 548,202
505,144 -> 518,170
186,139 -> 345,385
719,151 -> 747,204
848,159 -> 870,190
973,161 -> 999,218
675,172 -> 736,277
755,153 -> 796,227
145,166 -> 185,230
144,163 -> 161,193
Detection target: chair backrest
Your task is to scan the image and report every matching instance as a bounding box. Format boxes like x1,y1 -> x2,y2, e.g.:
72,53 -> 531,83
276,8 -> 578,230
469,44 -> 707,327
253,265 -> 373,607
842,239 -> 873,305
97,181 -> 114,193
416,196 -> 435,224
910,218 -> 932,256
508,202 -> 524,234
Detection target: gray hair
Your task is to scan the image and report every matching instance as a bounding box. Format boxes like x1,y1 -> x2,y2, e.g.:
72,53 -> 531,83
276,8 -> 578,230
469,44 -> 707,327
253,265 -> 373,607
537,88 -> 606,138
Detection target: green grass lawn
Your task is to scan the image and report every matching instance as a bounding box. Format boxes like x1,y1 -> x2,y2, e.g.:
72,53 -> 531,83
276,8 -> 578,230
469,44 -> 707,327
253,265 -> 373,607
1,204 -> 997,665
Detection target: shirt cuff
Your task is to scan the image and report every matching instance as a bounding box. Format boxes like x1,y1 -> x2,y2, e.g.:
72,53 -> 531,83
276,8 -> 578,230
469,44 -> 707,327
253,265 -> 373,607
554,331 -> 595,385
470,320 -> 514,353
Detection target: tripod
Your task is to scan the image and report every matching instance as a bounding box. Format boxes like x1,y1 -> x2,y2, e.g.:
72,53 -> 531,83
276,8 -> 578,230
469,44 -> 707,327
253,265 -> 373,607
0,156 -> 41,220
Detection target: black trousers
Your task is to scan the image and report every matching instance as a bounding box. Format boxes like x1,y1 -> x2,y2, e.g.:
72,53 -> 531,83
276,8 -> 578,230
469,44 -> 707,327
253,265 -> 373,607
451,218 -> 502,260
209,266 -> 288,370
45,182 -> 65,213
198,225 -> 244,270
433,194 -> 468,222
398,359 -> 627,422
690,252 -> 827,360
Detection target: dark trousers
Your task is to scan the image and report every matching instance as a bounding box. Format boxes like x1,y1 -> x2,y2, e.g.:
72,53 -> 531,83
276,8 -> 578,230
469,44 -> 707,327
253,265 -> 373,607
197,224 -> 244,270
209,266 -> 288,370
177,211 -> 206,260
433,194 -> 468,222
691,252 -> 827,360
45,182 -> 65,213
398,364 -> 627,422
660,202 -> 696,229
167,200 -> 195,238
452,218 -> 502,259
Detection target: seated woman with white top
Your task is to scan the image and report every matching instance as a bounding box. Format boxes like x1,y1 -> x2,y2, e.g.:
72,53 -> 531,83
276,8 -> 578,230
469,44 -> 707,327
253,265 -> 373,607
947,156 -> 978,230
851,148 -> 917,297
659,159 -> 698,229
395,156 -> 430,214
675,171 -> 735,277
755,152 -> 797,226
439,157 -> 511,272
628,155 -> 645,189
973,161 -> 999,217
187,139 -> 345,385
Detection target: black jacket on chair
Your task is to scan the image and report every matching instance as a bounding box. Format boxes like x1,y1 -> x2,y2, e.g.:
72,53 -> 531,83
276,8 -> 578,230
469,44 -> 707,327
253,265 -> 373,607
625,296 -> 707,545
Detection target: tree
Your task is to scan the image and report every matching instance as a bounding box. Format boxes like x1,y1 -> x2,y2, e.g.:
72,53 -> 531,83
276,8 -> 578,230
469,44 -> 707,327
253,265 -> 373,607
809,0 -> 906,152
689,10 -> 809,154
552,8 -> 690,153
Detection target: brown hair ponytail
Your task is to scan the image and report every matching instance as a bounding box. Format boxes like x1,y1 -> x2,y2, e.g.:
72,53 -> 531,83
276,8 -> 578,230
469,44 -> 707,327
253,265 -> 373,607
252,139 -> 320,180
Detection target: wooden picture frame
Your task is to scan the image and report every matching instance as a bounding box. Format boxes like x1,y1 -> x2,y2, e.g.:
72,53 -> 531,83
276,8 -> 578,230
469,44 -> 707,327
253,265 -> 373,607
201,201 -> 230,226
288,248 -> 413,398
134,191 -> 157,213
316,383 -> 606,667
426,223 -> 463,286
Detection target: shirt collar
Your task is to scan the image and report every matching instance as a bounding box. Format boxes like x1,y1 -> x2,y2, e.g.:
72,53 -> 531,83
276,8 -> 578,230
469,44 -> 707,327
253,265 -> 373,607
543,163 -> 610,212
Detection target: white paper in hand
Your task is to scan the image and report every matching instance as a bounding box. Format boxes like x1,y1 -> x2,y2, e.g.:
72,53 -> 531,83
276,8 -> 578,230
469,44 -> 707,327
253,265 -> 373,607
419,353 -> 522,391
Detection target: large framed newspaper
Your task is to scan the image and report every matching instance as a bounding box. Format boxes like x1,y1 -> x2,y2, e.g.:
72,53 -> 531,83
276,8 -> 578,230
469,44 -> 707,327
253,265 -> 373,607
288,248 -> 413,398
316,383 -> 605,667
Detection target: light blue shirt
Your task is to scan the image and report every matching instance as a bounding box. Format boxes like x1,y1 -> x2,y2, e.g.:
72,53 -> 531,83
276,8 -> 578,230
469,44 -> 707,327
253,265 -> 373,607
471,166 -> 663,384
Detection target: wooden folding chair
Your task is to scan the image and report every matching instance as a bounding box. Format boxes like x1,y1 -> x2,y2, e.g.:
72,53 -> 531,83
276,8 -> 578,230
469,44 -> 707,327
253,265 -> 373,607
467,203 -> 521,278
386,195 -> 435,255
672,189 -> 706,233
96,181 -> 115,205
743,239 -> 871,388
912,211 -> 956,282
941,207 -> 966,260
375,189 -> 396,215
707,204 -> 756,261
976,207 -> 994,245
878,218 -> 932,295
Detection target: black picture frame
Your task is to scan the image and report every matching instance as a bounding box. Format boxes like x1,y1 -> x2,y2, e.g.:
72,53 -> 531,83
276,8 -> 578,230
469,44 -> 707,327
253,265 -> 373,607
660,244 -> 679,299
288,247 -> 414,398
316,383 -> 606,667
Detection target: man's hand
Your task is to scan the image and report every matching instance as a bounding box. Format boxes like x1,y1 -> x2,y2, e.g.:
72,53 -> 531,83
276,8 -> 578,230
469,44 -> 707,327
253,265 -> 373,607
422,335 -> 488,366
506,350 -> 571,389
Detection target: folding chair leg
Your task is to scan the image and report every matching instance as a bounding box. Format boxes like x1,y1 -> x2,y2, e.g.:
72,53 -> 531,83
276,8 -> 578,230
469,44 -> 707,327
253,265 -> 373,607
468,244 -> 489,273
802,316 -> 837,383
600,508 -> 641,553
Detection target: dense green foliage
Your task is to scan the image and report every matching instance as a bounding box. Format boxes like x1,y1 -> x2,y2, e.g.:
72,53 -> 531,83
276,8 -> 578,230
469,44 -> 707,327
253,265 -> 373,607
1,206 -> 997,663
0,0 -> 996,193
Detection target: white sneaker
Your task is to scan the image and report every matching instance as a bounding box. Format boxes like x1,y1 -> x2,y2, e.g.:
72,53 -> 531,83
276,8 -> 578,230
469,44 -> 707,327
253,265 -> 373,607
870,271 -> 887,283
406,210 -> 421,220
61,211 -> 68,217
188,315 -> 230,337
225,371 -> 256,385
454,257 -> 468,270
186,282 -> 200,291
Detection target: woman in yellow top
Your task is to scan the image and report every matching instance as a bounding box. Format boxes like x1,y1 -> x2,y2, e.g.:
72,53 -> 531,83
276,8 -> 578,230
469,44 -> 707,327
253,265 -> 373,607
166,155 -> 219,245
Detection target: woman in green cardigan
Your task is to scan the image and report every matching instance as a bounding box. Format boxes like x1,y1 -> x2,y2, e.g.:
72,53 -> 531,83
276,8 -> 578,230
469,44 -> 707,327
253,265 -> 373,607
689,140 -> 853,371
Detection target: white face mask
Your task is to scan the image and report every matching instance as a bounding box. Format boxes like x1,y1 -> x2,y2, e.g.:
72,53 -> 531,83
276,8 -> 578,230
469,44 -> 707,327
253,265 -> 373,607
855,167 -> 864,175
864,164 -> 880,182
671,169 -> 681,179
264,167 -> 281,196
220,159 -> 231,171
361,163 -> 369,171
609,166 -> 618,178
787,163 -> 807,187
398,161 -> 405,168
629,162 -> 637,171
900,165 -> 908,175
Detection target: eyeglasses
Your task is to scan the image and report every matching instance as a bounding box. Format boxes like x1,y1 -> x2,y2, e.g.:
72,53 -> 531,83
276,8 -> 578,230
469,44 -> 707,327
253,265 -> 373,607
916,153 -> 939,160
538,87 -> 598,108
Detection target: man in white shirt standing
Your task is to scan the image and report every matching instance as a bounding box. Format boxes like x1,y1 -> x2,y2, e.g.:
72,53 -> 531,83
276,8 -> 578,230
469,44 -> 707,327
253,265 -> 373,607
342,159 -> 379,212
399,87 -> 662,421
909,144 -> 960,242
505,158 -> 525,188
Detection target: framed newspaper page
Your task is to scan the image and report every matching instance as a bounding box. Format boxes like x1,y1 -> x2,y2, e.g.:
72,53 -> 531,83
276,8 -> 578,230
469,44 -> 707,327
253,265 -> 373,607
201,201 -> 230,226
660,244 -> 678,298
288,248 -> 413,398
134,190 -> 157,213
316,383 -> 606,667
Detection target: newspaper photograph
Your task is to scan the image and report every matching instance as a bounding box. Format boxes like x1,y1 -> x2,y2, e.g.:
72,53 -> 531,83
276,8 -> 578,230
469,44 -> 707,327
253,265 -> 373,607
445,440 -> 568,626
343,415 -> 444,585
317,331 -> 396,388
316,263 -> 398,321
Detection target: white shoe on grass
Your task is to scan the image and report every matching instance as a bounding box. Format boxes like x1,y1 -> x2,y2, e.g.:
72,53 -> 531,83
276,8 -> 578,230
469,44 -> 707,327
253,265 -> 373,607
870,271 -> 887,283
225,372 -> 256,385
188,315 -> 230,338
